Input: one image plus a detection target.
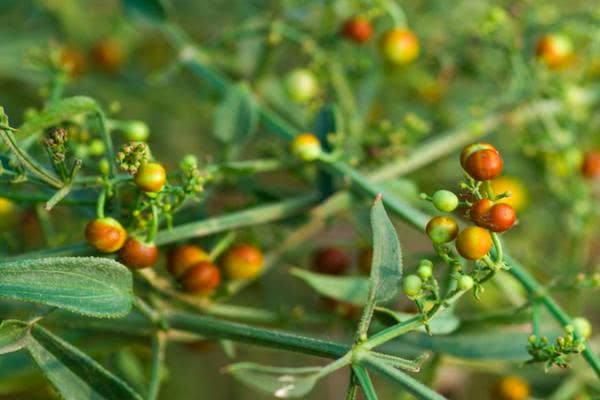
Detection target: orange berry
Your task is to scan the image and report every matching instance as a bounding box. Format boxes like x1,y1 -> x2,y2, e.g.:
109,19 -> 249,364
182,261 -> 221,294
118,238 -> 159,269
536,34 -> 574,70
84,217 -> 127,253
134,162 -> 167,193
341,17 -> 373,43
426,216 -> 459,244
493,376 -> 530,400
379,28 -> 419,65
582,151 -> 600,178
223,244 -> 264,280
456,226 -> 492,260
92,38 -> 125,72
167,245 -> 210,279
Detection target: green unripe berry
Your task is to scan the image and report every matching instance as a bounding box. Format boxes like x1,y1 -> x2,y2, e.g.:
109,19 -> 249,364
291,133 -> 322,162
124,121 -> 150,142
88,139 -> 106,157
285,69 -> 319,103
402,274 -> 422,298
431,190 -> 459,212
180,154 -> 198,170
458,275 -> 474,291
426,216 -> 458,244
98,158 -> 110,176
571,317 -> 592,339
417,264 -> 432,279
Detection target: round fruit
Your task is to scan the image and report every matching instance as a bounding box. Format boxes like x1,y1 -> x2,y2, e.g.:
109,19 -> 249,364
92,38 -> 125,72
379,28 -> 419,65
469,199 -> 494,226
487,203 -> 516,232
431,190 -> 459,212
417,260 -> 433,279
134,162 -> 167,193
118,238 -> 160,269
285,69 -> 319,103
59,47 -> 87,78
181,261 -> 221,294
358,246 -> 373,275
460,143 -> 498,168
458,275 -> 474,291
490,176 -> 529,212
84,217 -> 127,253
124,121 -> 150,142
464,149 -> 503,181
582,151 -> 600,178
456,226 -> 493,260
223,244 -> 265,280
403,274 -> 422,298
571,317 -> 592,339
536,34 -> 574,70
167,244 -> 210,279
291,133 -> 322,161
341,17 -> 373,43
313,247 -> 350,275
426,216 -> 459,244
492,376 -> 530,400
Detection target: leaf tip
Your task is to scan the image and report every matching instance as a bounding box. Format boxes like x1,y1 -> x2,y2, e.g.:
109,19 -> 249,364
373,193 -> 383,205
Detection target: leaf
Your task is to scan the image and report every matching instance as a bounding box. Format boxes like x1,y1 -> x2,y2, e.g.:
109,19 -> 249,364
290,268 -> 369,305
213,82 -> 258,144
352,365 -> 378,400
26,324 -> 142,400
122,0 -> 167,23
0,320 -> 28,355
17,97 -> 97,140
0,257 -> 133,318
368,197 -> 403,304
227,362 -> 322,399
374,308 -> 460,335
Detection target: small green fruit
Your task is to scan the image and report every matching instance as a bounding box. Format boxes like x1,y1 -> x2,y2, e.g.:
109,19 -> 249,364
458,275 -> 474,291
431,190 -> 459,212
417,263 -> 432,279
571,317 -> 592,339
403,274 -> 422,298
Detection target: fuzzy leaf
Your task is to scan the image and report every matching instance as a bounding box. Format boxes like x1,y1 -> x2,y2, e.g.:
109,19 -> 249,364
227,362 -> 322,399
290,268 -> 369,305
213,82 -> 258,144
0,257 -> 133,318
26,324 -> 142,400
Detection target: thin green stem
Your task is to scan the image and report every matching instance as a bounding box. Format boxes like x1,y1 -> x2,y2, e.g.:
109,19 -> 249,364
352,365 -> 378,400
44,184 -> 72,211
147,331 -> 167,400
363,315 -> 422,350
208,232 -> 236,260
532,299 -> 541,337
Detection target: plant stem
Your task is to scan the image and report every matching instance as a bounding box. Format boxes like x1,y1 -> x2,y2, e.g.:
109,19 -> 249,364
147,331 -> 167,400
363,315 -> 422,350
352,365 -> 378,400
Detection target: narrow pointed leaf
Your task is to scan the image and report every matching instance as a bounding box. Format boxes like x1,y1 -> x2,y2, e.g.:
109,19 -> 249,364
0,257 -> 133,318
26,324 -> 142,400
352,365 -> 378,400
290,268 -> 369,305
0,320 -> 28,355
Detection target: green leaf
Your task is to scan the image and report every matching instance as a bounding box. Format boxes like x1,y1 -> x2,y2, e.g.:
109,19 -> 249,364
0,257 -> 133,318
368,197 -> 403,304
17,97 -> 98,141
352,365 -> 378,400
122,0 -> 167,22
227,362 -> 322,398
374,308 -> 460,335
213,82 -> 258,144
290,268 -> 369,305
26,324 -> 142,400
0,320 -> 28,355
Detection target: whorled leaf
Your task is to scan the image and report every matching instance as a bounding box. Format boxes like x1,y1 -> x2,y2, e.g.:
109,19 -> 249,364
213,82 -> 258,144
26,324 -> 142,400
226,362 -> 322,399
290,268 -> 369,305
374,307 -> 460,335
0,257 -> 133,318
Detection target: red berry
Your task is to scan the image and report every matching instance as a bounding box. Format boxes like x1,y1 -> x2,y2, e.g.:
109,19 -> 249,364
469,199 -> 494,226
118,238 -> 160,269
134,162 -> 167,193
167,245 -> 210,279
460,143 -> 498,168
223,244 -> 264,280
182,261 -> 221,294
341,17 -> 373,43
456,226 -> 492,260
486,203 -> 516,232
464,149 -> 503,181
582,151 -> 600,178
313,247 -> 350,275
84,217 -> 127,253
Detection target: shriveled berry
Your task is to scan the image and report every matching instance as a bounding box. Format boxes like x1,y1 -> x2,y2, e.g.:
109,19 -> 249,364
291,133 -> 322,161
118,238 -> 159,269
536,34 -> 574,70
313,247 -> 350,275
379,28 -> 419,65
456,226 -> 492,260
464,149 -> 503,181
426,216 -> 459,244
403,274 -> 422,298
167,244 -> 210,279
182,261 -> 221,294
134,162 -> 167,193
582,151 -> 600,178
431,190 -> 459,212
341,17 -> 373,43
492,376 -> 530,400
223,244 -> 264,280
84,217 -> 127,253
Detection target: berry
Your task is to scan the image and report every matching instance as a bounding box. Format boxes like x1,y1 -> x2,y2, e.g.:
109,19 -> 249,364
417,260 -> 433,279
456,226 -> 493,260
92,38 -> 125,72
571,317 -> 592,339
223,244 -> 264,280
582,151 -> 600,178
84,217 -> 127,253
181,261 -> 221,294
536,34 -> 574,70
403,274 -> 422,298
490,176 -> 529,212
313,247 -> 350,275
470,200 -> 516,233
285,69 -> 319,103
167,244 -> 210,279
431,190 -> 459,212
124,121 -> 150,142
134,162 -> 167,193
460,143 -> 498,168
426,216 -> 459,244
341,17 -> 373,43
458,275 -> 474,291
379,28 -> 419,65
492,376 -> 530,400
469,199 -> 494,226
59,47 -> 87,78
118,238 -> 159,269
463,149 -> 503,181
291,133 -> 322,161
